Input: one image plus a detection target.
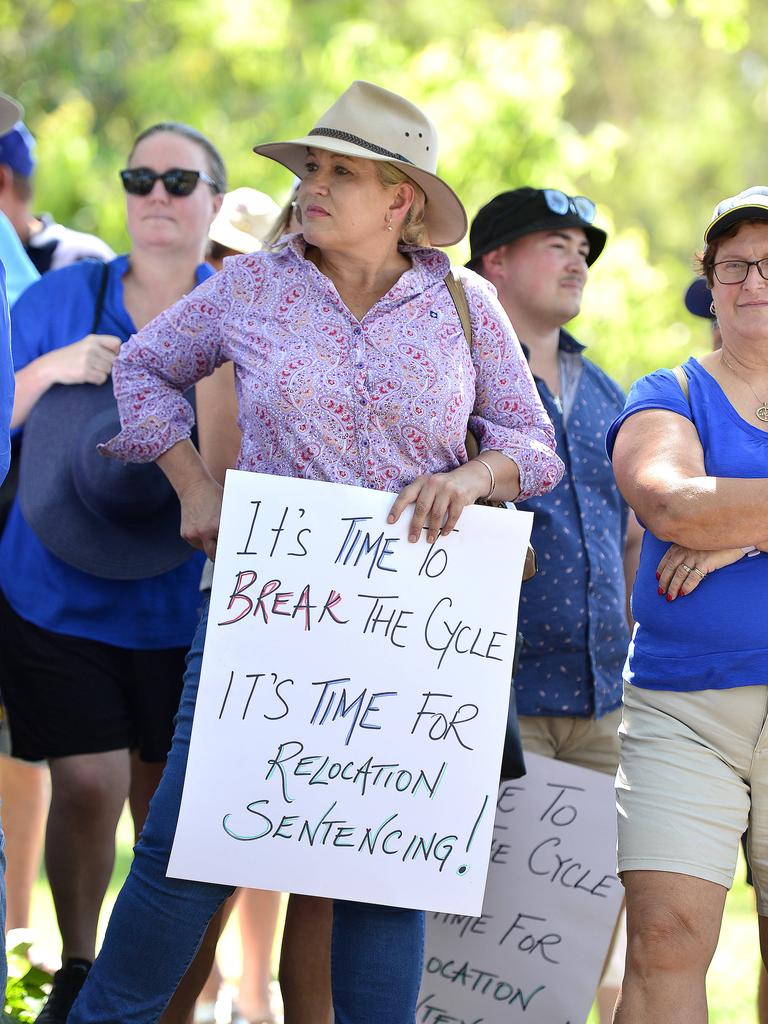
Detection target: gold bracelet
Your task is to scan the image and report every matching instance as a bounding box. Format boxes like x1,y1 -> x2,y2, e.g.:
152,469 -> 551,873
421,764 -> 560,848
474,456 -> 496,499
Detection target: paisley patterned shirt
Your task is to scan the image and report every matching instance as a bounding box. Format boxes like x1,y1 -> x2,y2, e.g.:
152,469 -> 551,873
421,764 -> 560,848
103,236 -> 562,498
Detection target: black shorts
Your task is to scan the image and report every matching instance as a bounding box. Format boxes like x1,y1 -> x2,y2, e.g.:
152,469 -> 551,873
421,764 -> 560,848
0,591 -> 187,763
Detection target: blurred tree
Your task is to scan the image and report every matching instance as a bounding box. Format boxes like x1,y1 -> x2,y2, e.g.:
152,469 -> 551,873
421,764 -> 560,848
2,0 -> 765,383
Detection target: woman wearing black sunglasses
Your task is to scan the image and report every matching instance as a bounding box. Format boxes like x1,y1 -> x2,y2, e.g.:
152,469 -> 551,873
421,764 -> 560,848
0,122 -> 224,1024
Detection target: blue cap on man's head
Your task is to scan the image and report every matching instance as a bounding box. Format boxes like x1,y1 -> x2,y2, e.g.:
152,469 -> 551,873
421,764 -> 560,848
684,277 -> 714,320
0,122 -> 36,178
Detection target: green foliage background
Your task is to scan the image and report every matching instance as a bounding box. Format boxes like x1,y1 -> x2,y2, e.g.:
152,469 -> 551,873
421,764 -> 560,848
3,0 -> 766,385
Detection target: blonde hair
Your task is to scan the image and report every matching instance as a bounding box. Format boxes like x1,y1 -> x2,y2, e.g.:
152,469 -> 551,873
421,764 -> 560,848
375,162 -> 430,246
262,185 -> 300,249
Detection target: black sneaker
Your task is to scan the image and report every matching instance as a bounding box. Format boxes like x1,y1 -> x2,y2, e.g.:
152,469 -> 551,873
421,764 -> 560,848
36,958 -> 92,1024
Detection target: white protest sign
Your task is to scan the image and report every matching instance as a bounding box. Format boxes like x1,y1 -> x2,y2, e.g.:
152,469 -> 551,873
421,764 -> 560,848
168,470 -> 532,915
418,754 -> 622,1024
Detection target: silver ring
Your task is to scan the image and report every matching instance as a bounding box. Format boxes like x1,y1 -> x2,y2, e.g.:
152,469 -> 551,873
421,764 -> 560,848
680,563 -> 694,573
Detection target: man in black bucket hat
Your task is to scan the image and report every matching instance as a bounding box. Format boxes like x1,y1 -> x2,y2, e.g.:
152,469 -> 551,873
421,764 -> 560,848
469,186 -> 642,1020
467,186 -> 606,271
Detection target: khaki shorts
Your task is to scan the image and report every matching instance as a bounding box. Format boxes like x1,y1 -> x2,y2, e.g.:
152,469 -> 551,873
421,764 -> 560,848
617,682 -> 768,914
518,709 -> 621,776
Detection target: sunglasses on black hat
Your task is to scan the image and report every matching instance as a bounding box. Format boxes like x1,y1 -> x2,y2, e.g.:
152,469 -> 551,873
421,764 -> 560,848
120,166 -> 219,197
541,189 -> 596,224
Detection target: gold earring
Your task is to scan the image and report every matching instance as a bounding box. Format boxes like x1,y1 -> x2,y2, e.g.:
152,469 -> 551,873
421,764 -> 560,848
385,212 -> 393,232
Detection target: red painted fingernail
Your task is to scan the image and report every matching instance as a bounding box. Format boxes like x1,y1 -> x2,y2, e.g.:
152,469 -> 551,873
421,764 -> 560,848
658,587 -> 664,595
655,572 -> 660,580
681,590 -> 687,596
666,594 -> 673,602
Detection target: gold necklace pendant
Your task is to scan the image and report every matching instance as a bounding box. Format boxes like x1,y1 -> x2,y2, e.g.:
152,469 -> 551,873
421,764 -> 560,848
720,350 -> 768,423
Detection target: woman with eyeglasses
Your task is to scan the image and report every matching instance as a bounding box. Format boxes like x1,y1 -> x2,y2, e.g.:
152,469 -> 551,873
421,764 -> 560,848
606,187 -> 768,1023
0,122 -> 225,1024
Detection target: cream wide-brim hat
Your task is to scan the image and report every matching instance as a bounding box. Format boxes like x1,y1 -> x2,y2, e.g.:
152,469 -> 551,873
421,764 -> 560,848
0,93 -> 22,136
253,81 -> 467,247
208,187 -> 282,253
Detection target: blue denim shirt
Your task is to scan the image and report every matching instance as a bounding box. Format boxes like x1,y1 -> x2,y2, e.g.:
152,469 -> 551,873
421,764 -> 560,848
515,331 -> 628,718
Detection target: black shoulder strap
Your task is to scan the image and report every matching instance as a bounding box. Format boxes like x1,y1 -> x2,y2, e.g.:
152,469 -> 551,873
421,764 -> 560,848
90,262 -> 110,335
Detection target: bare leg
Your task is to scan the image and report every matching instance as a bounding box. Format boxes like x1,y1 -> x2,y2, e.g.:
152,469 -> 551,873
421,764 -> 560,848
759,963 -> 768,1024
279,894 -> 333,1024
159,904 -> 230,1024
196,957 -> 222,1008
195,891 -> 239,1019
597,904 -> 625,1022
597,985 -> 620,1021
614,870 -> 726,1024
128,752 -> 164,840
757,917 -> 768,1024
46,750 -> 130,961
0,756 -> 48,931
236,888 -> 281,1021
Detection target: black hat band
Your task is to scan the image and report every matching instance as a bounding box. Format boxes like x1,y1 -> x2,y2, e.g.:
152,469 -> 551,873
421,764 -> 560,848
308,127 -> 413,165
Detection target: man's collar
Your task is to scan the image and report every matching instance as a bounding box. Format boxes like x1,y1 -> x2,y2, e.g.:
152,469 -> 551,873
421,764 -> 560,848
559,328 -> 586,354
520,328 -> 585,361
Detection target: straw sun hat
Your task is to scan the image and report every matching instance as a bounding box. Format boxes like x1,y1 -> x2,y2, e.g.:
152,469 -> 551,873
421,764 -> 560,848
252,81 -> 467,247
208,188 -> 281,253
0,92 -> 22,135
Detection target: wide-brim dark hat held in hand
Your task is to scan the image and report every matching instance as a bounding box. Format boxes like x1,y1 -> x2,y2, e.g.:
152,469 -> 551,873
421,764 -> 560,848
19,381 -> 194,580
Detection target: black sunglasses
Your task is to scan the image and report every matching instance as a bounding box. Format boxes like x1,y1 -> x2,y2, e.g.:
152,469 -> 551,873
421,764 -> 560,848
120,166 -> 219,197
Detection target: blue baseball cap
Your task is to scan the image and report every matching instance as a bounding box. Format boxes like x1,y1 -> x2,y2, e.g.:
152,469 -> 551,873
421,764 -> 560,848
684,277 -> 714,320
0,122 -> 36,177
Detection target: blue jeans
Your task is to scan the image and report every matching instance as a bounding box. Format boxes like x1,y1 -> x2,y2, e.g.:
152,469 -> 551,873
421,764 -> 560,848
69,601 -> 424,1024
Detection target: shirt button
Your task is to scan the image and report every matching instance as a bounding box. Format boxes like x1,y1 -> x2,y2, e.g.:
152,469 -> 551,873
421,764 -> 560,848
356,361 -> 364,368
359,398 -> 367,406
354,325 -> 362,334
362,438 -> 369,446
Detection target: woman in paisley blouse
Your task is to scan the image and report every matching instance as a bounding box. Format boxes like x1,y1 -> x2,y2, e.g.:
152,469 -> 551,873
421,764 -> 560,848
70,81 -> 562,1024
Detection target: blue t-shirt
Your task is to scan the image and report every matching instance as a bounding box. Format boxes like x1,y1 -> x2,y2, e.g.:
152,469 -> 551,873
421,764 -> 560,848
0,255 -> 210,650
606,356 -> 768,692
0,261 -> 13,483
515,331 -> 628,718
0,211 -> 38,306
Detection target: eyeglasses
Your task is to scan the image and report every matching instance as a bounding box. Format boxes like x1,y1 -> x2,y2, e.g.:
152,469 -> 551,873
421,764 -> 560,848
713,258 -> 768,285
541,189 -> 597,224
120,167 -> 219,197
